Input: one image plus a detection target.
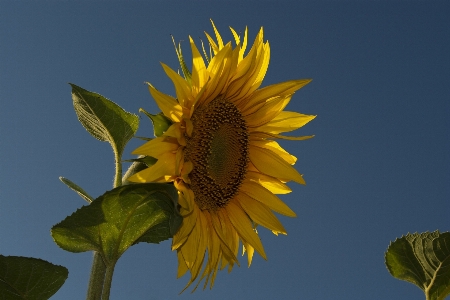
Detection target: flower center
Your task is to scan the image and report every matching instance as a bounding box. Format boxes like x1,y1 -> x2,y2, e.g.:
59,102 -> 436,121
185,98 -> 249,211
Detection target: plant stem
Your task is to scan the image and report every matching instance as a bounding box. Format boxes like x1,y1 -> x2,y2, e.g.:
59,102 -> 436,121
114,152 -> 122,188
86,252 -> 106,300
101,261 -> 117,300
100,152 -> 122,299
86,151 -> 122,299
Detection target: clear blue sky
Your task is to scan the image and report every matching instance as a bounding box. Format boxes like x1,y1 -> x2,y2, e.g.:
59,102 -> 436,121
1,1 -> 449,299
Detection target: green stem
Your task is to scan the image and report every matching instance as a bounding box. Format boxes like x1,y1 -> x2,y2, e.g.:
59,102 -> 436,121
101,261 -> 117,300
86,252 -> 106,300
86,151 -> 122,299
114,151 -> 122,188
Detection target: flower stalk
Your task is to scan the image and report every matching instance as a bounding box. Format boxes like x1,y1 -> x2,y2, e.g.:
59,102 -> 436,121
86,253 -> 106,300
86,150 -> 123,300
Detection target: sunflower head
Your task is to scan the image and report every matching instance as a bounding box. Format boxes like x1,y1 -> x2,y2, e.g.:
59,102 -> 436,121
129,20 -> 315,291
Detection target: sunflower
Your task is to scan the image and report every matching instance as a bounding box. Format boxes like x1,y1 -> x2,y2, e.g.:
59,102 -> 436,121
129,20 -> 315,291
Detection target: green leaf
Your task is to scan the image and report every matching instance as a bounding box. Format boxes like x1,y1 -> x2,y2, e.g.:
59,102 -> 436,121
139,108 -> 172,137
51,183 -> 182,264
0,255 -> 68,300
134,136 -> 153,141
385,230 -> 450,300
70,83 -> 139,160
135,205 -> 182,244
171,35 -> 192,84
125,156 -> 158,167
121,158 -> 155,185
59,176 -> 93,203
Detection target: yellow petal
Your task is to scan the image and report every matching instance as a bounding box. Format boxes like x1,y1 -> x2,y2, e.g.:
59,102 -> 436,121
249,144 -> 305,184
229,41 -> 268,103
209,211 -> 238,265
241,240 -> 255,267
174,181 -> 194,214
252,41 -> 270,91
225,201 -> 267,260
217,209 -> 240,267
227,43 -> 241,81
250,139 -> 296,165
127,152 -> 176,183
241,79 -> 311,112
172,207 -> 197,250
236,192 -> 287,235
161,63 -> 192,108
131,136 -> 179,158
225,44 -> 256,99
203,44 -> 233,103
245,170 -> 292,194
239,181 -> 297,217
179,207 -> 208,288
210,19 -> 224,50
189,36 -> 208,92
204,31 -> 219,55
230,29 -> 269,103
256,111 -> 316,134
147,84 -> 183,122
238,26 -> 248,63
229,26 -> 240,46
244,95 -> 291,127
163,123 -> 186,146
174,146 -> 184,176
207,252 -> 220,289
207,42 -> 231,77
180,160 -> 193,184
190,79 -> 210,113
177,251 -> 189,278
204,212 -> 221,284
180,225 -> 198,268
185,118 -> 193,137
246,160 -> 259,173
250,131 -> 315,141
188,209 -> 208,280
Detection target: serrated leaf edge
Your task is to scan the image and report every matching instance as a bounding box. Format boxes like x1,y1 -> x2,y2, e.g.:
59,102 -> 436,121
385,230 -> 450,300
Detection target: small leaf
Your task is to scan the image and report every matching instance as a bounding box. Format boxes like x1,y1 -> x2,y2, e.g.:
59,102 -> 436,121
59,176 -> 93,203
121,158 -> 156,185
134,136 -> 153,141
385,230 -> 450,300
171,35 -> 192,84
51,183 -> 182,264
0,255 -> 68,300
139,108 -> 172,137
124,156 -> 158,167
70,83 -> 139,159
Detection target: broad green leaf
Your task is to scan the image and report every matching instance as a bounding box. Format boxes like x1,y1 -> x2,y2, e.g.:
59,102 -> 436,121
59,176 -> 93,203
70,83 -> 139,160
139,108 -> 172,137
51,183 -> 181,264
135,207 -> 182,244
385,230 -> 450,300
0,255 -> 68,300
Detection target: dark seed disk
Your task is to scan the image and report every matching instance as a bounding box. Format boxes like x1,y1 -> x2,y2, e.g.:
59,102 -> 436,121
185,98 -> 249,211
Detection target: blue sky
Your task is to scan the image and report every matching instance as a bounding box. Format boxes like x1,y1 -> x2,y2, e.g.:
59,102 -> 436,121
1,1 -> 449,299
